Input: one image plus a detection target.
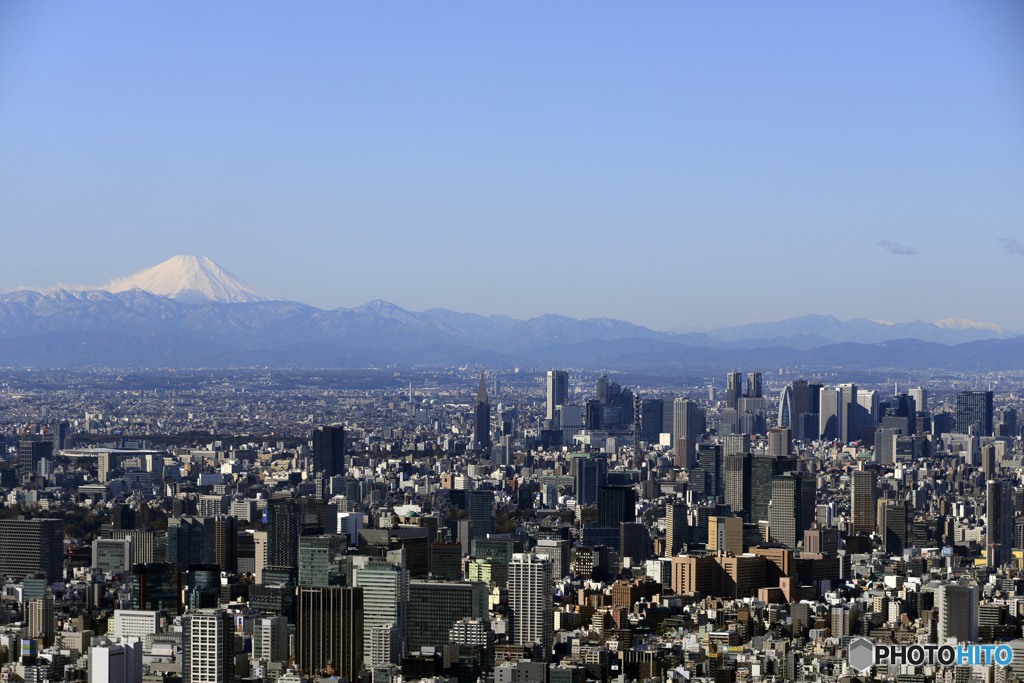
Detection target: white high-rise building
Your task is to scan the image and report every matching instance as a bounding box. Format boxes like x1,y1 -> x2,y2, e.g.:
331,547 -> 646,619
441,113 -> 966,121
508,553 -> 553,661
370,623 -> 401,667
938,584 -> 979,644
910,387 -> 928,412
353,556 -> 409,665
546,371 -> 569,421
182,609 -> 234,683
89,640 -> 143,683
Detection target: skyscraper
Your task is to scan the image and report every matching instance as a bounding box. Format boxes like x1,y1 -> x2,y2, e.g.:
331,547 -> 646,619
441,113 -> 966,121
769,474 -> 815,547
726,372 -> 742,409
639,399 -> 664,445
132,563 -> 183,616
546,371 -> 569,421
664,502 -> 688,557
987,479 -> 1013,567
17,440 -> 53,486
819,388 -> 842,441
597,486 -> 635,528
938,584 -> 979,644
573,455 -> 608,505
182,609 -> 234,683
672,398 -> 704,470
910,386 -> 928,413
880,501 -> 909,554
850,469 -> 877,535
778,386 -> 794,430
955,391 -> 994,436
791,379 -> 809,438
751,456 -> 791,525
724,453 -> 752,522
352,557 -> 409,665
468,491 -> 495,536
837,383 -> 858,443
0,518 -> 64,582
509,554 -> 554,661
473,372 -> 491,449
27,594 -> 55,647
747,371 -> 762,398
296,586 -> 364,682
268,498 -> 326,572
313,426 -> 346,479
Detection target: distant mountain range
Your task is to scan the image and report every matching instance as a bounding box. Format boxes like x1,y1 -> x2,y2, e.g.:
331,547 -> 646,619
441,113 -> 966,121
1,256 -> 1021,371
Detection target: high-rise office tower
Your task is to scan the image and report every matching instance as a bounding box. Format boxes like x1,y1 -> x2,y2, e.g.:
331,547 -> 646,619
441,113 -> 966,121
661,398 -> 675,440
408,581 -> 488,652
186,564 -> 222,609
726,372 -> 742,409
546,371 -> 569,421
767,428 -> 792,457
132,563 -> 183,615
352,557 -> 409,665
837,383 -> 858,443
747,371 -> 762,398
708,516 -> 744,555
987,479 -> 1013,567
0,518 -> 62,583
473,372 -> 491,449
910,387 -> 928,413
213,516 -> 238,575
27,594 -> 55,647
751,456 -> 792,525
880,501 -> 909,554
791,379 -> 809,437
296,586 -> 364,682
724,453 -> 752,521
938,584 -> 979,644
778,386 -> 794,430
508,554 -> 554,661
574,455 -> 608,505
252,616 -> 289,663
267,498 -> 325,572
850,469 -> 877,535
168,516 -> 215,568
769,474 -> 815,547
855,390 -> 879,438
619,522 -> 648,564
664,502 -> 688,557
639,399 -> 664,444
698,444 -> 723,498
468,491 -> 495,535
299,535 -> 347,587
819,388 -> 842,441
981,445 -> 997,480
313,426 -> 346,479
597,486 -> 635,528
955,391 -> 994,436
89,641 -> 142,683
673,398 -> 704,470
17,440 -> 53,486
182,609 -> 234,683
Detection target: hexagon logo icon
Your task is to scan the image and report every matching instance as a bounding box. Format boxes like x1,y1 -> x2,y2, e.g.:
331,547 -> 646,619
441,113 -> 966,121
847,637 -> 875,673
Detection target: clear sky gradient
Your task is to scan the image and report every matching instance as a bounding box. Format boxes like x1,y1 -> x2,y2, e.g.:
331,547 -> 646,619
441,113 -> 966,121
2,2 -> 1022,330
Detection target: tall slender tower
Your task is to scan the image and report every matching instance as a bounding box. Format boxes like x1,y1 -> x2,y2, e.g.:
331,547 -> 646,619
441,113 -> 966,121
546,371 -> 569,421
509,554 -> 553,661
850,469 -> 877,535
473,372 -> 491,450
726,372 -> 742,409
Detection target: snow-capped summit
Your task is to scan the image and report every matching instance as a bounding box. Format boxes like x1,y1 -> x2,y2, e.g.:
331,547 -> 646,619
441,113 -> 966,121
103,255 -> 280,303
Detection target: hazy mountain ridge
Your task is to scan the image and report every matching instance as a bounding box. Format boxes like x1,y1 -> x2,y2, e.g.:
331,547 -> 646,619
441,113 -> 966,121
0,288 -> 1021,370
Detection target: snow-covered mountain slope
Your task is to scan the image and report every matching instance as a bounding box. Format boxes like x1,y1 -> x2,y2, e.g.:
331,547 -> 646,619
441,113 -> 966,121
103,255 -> 280,303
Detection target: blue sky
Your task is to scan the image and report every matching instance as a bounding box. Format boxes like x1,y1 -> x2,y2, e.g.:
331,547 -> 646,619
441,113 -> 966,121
2,2 -> 1022,330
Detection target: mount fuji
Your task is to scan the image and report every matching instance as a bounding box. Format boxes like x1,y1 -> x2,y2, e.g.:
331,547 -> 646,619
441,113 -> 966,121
102,255 -> 280,303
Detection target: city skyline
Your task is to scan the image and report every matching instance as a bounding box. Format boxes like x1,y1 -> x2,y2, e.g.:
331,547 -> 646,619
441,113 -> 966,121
2,3 -> 1023,330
